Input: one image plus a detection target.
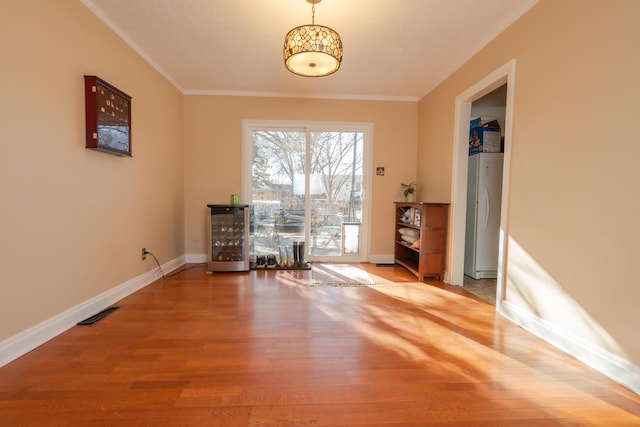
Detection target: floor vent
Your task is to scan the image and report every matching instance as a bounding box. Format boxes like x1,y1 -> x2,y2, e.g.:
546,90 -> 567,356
77,306 -> 119,325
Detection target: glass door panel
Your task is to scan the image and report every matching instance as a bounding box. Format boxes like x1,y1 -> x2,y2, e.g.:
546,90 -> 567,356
309,131 -> 363,258
251,130 -> 306,256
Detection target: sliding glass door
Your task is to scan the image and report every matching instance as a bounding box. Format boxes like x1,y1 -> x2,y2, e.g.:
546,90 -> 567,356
244,121 -> 370,262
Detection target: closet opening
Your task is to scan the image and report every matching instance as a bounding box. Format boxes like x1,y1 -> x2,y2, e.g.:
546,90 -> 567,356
448,59 -> 516,310
463,84 -> 507,305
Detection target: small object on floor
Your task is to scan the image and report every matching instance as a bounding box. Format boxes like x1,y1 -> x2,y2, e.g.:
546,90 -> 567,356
77,306 -> 119,325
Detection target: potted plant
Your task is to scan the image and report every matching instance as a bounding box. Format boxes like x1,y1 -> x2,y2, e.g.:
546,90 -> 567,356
401,182 -> 416,202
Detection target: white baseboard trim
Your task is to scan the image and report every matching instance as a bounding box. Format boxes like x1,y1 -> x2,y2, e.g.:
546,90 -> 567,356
499,300 -> 640,395
368,253 -> 394,264
0,255 -> 185,368
185,253 -> 207,263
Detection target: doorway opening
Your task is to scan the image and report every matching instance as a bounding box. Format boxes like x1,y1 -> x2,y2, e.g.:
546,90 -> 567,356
448,60 -> 516,310
463,84 -> 507,305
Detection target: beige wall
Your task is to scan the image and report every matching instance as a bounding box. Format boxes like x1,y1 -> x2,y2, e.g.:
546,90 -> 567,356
418,0 -> 640,364
0,0 -> 184,340
183,96 -> 418,257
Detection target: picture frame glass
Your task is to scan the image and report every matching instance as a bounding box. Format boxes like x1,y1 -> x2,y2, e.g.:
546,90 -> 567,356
97,86 -> 130,153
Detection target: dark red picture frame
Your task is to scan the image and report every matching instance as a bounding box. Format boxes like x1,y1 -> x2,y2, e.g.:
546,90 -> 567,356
84,75 -> 132,156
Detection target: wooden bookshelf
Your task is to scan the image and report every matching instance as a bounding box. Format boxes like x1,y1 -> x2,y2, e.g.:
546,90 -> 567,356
394,202 -> 449,281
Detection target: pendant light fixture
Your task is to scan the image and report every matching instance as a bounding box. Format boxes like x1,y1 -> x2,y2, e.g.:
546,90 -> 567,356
283,0 -> 343,77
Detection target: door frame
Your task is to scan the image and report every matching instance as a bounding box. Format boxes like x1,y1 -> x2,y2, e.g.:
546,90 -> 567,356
242,119 -> 373,263
448,59 -> 516,308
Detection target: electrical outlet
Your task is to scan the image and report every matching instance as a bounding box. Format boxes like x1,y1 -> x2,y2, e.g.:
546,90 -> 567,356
141,248 -> 147,261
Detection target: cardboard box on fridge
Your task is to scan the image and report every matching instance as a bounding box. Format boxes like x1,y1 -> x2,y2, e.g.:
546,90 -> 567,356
469,118 -> 501,155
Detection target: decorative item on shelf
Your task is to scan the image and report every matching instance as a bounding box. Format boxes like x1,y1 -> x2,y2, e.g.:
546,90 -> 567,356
399,207 -> 413,224
283,0 -> 343,77
414,209 -> 421,227
401,182 -> 416,202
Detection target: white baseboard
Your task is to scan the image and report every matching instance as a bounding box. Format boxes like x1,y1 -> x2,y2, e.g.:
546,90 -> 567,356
185,253 -> 207,263
0,255 -> 185,368
499,300 -> 640,395
368,253 -> 394,264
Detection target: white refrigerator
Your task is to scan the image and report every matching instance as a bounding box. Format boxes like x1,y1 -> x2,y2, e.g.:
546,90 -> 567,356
464,153 -> 504,279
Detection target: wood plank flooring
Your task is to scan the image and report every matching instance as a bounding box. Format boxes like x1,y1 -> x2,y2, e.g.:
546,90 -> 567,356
1,263 -> 639,426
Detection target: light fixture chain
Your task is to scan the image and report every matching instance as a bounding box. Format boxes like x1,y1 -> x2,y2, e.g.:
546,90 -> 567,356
311,3 -> 315,25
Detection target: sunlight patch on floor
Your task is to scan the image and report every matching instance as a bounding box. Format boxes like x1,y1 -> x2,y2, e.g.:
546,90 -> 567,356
312,263 -> 379,284
278,264 -> 510,379
270,263 -> 639,411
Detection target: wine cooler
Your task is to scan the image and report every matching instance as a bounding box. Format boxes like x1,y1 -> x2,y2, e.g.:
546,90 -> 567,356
207,204 -> 250,272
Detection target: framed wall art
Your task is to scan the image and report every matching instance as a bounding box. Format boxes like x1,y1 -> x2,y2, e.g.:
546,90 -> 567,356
84,75 -> 132,156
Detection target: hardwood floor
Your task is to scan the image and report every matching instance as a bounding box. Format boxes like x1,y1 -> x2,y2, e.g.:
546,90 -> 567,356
1,263 -> 638,426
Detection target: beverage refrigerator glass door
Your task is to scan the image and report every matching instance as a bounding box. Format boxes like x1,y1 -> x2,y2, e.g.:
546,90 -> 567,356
207,204 -> 250,272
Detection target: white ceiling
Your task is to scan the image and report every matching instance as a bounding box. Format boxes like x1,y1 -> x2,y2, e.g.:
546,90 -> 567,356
81,0 -> 538,101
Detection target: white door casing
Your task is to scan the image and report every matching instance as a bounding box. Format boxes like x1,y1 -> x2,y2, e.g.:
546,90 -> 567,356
448,59 -> 516,310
